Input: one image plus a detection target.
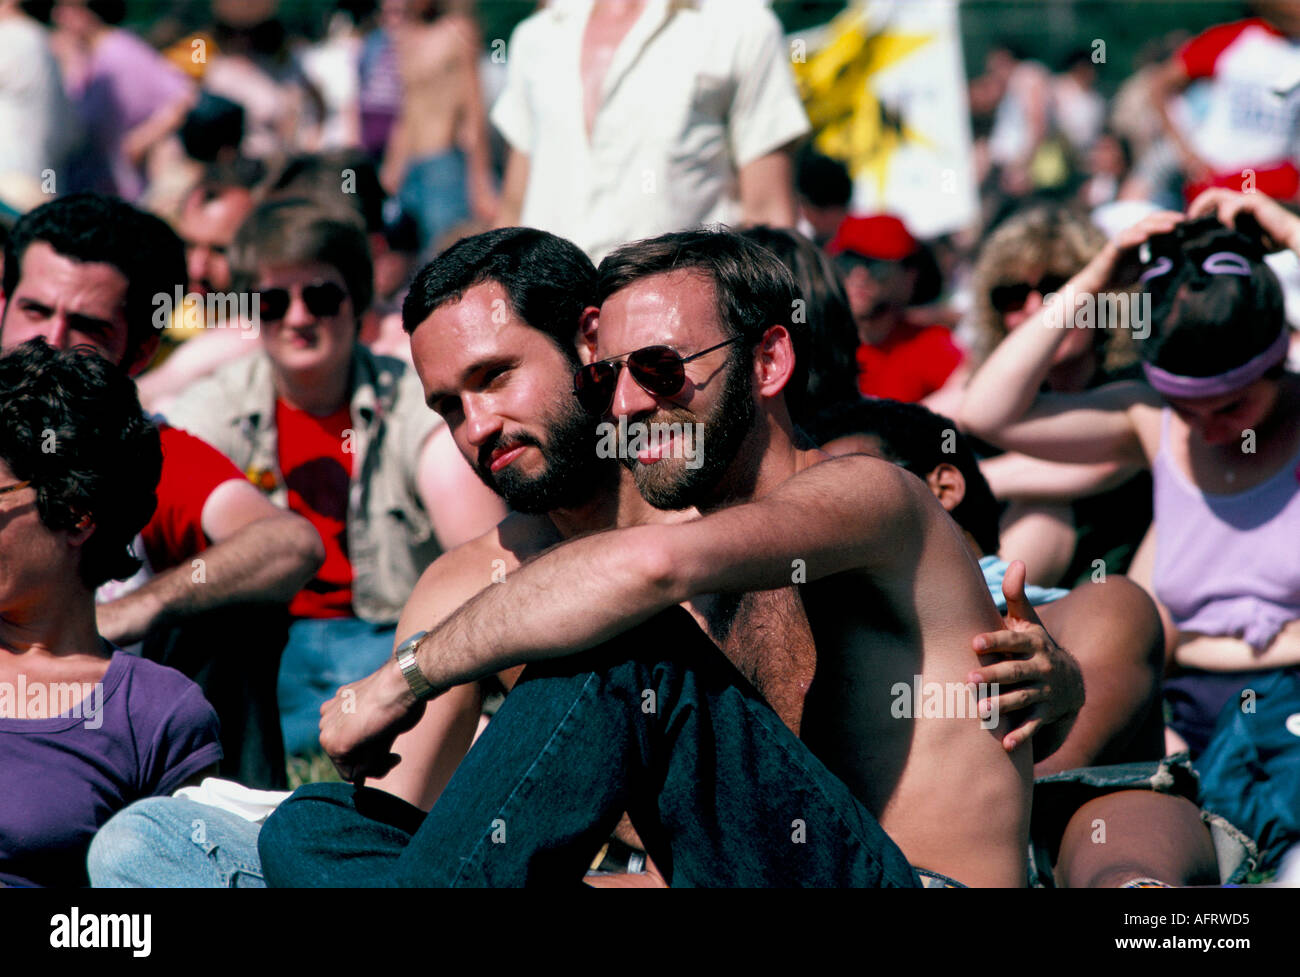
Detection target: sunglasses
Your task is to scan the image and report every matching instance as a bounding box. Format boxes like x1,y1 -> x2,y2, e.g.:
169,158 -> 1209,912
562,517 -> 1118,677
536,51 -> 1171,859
258,281 -> 348,321
573,337 -> 744,417
989,275 -> 1068,315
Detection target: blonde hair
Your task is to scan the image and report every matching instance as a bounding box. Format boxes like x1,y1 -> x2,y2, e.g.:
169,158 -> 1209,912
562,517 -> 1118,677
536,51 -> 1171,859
968,206 -> 1135,372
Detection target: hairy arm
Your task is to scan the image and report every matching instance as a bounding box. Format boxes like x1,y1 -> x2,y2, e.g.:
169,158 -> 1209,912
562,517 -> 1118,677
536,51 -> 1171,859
96,480 -> 324,646
412,455 -> 918,691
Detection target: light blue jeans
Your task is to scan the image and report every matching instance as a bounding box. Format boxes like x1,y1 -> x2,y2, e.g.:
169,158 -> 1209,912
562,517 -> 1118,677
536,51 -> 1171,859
87,797 -> 266,888
278,617 -> 396,756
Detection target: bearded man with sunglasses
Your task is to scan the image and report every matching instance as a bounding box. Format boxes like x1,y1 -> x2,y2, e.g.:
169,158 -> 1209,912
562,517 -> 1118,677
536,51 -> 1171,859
257,228 -> 1085,888
164,199 -> 505,757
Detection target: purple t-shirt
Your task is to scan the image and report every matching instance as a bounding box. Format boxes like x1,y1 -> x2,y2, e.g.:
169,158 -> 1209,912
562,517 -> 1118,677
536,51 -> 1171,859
0,651 -> 221,888
71,28 -> 192,198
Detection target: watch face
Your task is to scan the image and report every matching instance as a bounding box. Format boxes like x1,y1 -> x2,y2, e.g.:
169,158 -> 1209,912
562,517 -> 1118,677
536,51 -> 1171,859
397,630 -> 430,655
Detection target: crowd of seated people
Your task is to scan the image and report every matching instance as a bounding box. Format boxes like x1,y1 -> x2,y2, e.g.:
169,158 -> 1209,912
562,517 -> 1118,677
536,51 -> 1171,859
1,0 -> 1298,889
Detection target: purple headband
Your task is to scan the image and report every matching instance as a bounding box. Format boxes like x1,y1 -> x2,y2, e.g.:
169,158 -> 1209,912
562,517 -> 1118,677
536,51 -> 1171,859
1141,328 -> 1291,399
1138,250 -> 1254,285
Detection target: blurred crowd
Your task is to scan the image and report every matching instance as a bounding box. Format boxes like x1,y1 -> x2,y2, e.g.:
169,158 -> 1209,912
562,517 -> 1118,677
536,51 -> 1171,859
2,0 -> 1300,889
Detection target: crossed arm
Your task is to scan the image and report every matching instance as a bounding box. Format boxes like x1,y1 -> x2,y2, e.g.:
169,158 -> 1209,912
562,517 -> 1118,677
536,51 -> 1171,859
96,479 -> 324,646
321,456 -> 1083,780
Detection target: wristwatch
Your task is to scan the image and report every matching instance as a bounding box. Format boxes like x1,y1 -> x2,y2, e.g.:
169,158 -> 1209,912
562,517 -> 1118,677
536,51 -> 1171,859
394,630 -> 434,701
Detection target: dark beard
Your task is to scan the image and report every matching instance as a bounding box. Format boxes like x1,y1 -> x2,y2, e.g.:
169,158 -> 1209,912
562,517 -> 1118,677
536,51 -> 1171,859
474,394 -> 609,514
626,349 -> 756,510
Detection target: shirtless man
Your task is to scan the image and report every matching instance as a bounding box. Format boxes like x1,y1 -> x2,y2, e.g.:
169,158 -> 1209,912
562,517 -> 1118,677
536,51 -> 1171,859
256,229 -> 1082,887
382,0 -> 496,247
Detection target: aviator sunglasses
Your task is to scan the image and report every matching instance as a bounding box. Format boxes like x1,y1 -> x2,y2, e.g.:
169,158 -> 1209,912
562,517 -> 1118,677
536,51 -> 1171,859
257,281 -> 348,321
573,336 -> 744,416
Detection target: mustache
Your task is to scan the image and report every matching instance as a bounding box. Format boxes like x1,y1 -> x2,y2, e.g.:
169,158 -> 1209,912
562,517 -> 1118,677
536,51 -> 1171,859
477,431 -> 545,474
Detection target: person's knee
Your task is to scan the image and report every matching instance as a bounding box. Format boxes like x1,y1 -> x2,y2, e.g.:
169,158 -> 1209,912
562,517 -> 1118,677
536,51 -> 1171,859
88,798 -> 185,887
257,782 -> 355,880
1055,575 -> 1165,672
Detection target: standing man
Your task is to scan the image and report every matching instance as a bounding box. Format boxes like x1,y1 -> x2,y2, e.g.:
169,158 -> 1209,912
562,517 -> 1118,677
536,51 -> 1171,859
492,0 -> 809,260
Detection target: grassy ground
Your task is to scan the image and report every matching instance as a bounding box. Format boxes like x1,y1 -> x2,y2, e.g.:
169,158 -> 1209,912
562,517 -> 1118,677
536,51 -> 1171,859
286,751 -> 343,790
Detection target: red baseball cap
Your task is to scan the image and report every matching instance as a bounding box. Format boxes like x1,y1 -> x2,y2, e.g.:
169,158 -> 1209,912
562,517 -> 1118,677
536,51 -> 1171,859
828,215 -> 918,262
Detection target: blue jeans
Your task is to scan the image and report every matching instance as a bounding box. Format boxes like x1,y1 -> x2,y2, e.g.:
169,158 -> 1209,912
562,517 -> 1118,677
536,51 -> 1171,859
279,618 -> 396,756
397,149 -> 470,253
260,608 -> 920,887
87,797 -> 266,888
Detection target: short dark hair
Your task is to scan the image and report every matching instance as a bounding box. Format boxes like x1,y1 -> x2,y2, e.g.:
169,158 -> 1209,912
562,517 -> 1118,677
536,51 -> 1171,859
270,151 -> 386,234
814,398 -> 1002,556
402,227 -> 597,366
0,339 -> 162,589
597,228 -> 803,399
1138,218 -> 1287,378
740,226 -> 859,426
3,193 -> 186,366
796,147 -> 853,210
229,198 -> 373,315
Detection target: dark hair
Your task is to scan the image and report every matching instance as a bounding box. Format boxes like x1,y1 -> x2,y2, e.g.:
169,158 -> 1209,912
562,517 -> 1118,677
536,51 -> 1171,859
271,151 -> 386,234
86,0 -> 127,25
190,157 -> 267,203
740,226 -> 860,426
1137,218 -> 1286,378
814,398 -> 1001,556
0,340 -> 162,589
597,228 -> 802,401
402,227 -> 597,366
3,193 -> 186,366
796,147 -> 853,210
181,93 -> 246,164
229,198 -> 373,315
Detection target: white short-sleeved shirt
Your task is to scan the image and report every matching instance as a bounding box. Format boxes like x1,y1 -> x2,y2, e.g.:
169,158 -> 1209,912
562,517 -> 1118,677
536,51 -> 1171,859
490,0 -> 809,262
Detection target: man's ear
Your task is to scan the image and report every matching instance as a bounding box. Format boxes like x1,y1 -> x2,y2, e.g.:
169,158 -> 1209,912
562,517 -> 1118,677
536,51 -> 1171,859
123,333 -> 161,379
576,305 -> 600,365
754,324 -> 795,399
67,512 -> 96,547
925,462 -> 966,512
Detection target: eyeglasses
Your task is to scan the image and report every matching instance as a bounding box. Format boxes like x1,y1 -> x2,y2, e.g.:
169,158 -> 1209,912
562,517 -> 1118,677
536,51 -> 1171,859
834,253 -> 906,281
0,480 -> 31,497
257,281 -> 348,321
990,275 -> 1069,315
573,337 -> 744,417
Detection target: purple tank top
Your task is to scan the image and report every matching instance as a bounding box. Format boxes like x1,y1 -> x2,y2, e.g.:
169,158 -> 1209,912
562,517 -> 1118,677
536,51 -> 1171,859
1153,408 -> 1300,650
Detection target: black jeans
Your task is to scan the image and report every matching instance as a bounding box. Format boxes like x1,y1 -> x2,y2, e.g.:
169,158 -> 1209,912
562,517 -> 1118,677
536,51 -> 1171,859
259,608 -> 919,887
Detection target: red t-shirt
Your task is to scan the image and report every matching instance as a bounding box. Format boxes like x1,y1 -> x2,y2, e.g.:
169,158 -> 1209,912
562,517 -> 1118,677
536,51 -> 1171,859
276,399 -> 354,619
856,323 -> 964,403
139,425 -> 245,572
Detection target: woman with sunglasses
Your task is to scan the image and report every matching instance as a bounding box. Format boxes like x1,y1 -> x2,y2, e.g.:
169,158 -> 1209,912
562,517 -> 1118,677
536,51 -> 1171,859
164,199 -> 505,757
961,189 -> 1300,871
964,205 -> 1153,590
0,341 -> 222,888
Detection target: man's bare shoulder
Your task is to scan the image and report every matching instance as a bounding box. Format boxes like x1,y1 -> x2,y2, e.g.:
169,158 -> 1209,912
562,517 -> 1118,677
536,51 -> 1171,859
399,512 -> 560,635
791,448 -> 929,509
